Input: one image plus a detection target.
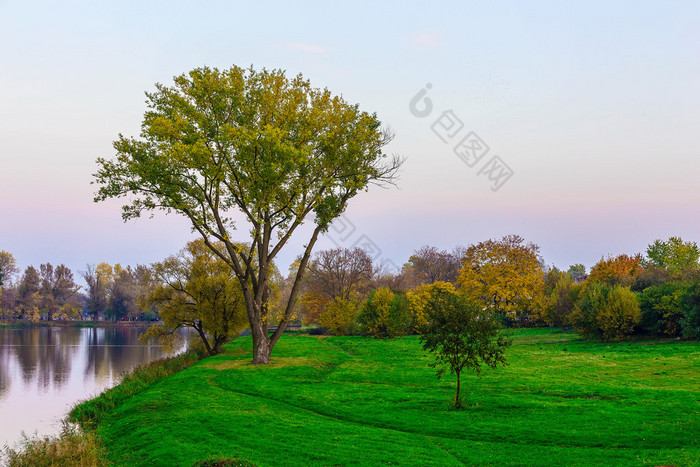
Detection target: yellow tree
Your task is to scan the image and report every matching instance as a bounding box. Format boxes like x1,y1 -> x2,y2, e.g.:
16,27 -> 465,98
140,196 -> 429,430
457,235 -> 545,323
143,239 -> 249,356
407,281 -> 457,333
588,253 -> 643,287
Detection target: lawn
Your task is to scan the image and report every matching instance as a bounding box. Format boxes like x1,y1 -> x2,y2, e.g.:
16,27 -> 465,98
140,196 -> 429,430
88,329 -> 699,466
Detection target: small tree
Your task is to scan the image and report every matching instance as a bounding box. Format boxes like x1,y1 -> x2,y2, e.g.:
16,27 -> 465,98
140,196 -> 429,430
420,289 -> 511,408
142,240 -> 249,355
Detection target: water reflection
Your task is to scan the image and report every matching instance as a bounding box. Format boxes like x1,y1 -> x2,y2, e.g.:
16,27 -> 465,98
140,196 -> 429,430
0,325 -> 183,450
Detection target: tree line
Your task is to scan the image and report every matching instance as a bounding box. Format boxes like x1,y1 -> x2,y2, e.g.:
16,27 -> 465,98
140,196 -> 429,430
294,235 -> 700,342
2,234 -> 698,359
0,253 -> 156,323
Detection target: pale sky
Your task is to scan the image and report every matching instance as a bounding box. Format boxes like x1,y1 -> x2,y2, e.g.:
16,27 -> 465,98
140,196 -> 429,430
1,0 -> 699,282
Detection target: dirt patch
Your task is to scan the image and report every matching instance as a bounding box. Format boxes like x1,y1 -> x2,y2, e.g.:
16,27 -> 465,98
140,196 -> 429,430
203,356 -> 320,371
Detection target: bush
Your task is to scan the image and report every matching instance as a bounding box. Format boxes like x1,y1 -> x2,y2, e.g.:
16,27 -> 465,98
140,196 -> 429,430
543,273 -> 582,328
572,283 -> 640,341
358,288 -> 410,338
637,282 -> 685,336
680,282 -> 700,339
318,297 -> 359,336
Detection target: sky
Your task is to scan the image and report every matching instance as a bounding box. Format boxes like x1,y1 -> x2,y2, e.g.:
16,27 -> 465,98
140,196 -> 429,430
1,0 -> 699,284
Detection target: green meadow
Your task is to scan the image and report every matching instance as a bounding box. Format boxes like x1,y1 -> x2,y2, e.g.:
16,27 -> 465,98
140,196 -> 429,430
74,329 -> 699,466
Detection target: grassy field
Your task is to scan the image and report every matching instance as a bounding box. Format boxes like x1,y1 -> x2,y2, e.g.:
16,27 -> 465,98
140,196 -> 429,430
76,329 -> 699,466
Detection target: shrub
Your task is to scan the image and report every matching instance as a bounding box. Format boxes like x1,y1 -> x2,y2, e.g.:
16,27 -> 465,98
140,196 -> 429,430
318,297 -> 359,336
637,282 -> 685,337
680,282 -> 700,339
358,288 -> 409,338
572,283 -> 640,341
542,272 -> 582,328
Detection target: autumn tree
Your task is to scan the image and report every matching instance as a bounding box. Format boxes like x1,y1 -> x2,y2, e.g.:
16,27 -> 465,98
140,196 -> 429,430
457,235 -> 546,324
542,269 -> 581,328
318,297 -> 360,336
107,267 -> 137,321
0,251 -> 18,286
300,247 -> 373,324
420,287 -> 511,408
588,254 -> 643,287
39,264 -> 80,320
0,251 -> 19,317
572,283 -> 640,341
405,245 -> 461,285
93,65 -> 401,364
406,281 -> 457,333
15,266 -> 42,321
143,240 -> 248,356
82,264 -> 108,321
645,237 -> 700,280
357,287 -> 409,338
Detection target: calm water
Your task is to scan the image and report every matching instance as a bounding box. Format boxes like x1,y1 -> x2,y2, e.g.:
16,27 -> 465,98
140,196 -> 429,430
0,325 -> 183,450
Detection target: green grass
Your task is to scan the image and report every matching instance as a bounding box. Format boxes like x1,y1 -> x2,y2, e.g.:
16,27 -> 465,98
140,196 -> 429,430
78,329 -> 699,466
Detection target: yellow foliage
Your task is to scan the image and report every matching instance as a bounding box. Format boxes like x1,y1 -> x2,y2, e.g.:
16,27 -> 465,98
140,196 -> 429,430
319,297 -> 358,336
457,235 -> 545,323
95,262 -> 114,284
407,281 -> 456,333
299,292 -> 331,325
363,287 -> 394,338
56,302 -> 82,320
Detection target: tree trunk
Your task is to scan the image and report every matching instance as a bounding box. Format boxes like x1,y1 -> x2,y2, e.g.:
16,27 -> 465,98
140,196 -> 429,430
455,371 -> 462,408
252,335 -> 271,364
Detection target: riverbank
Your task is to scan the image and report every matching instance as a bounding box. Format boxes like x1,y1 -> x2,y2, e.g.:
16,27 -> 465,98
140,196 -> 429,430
51,329 -> 700,466
0,319 -> 159,328
2,346 -> 206,466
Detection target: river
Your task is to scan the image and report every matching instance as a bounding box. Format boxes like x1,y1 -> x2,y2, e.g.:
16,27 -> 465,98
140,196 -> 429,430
0,324 -> 184,450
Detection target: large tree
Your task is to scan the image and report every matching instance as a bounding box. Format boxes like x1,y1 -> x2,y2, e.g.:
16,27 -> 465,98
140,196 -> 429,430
405,245 -> 461,286
94,65 -> 401,363
0,251 -> 18,287
39,263 -> 80,320
300,247 -> 373,324
82,264 -> 108,321
588,253 -> 643,287
457,235 -> 545,323
645,237 -> 700,277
